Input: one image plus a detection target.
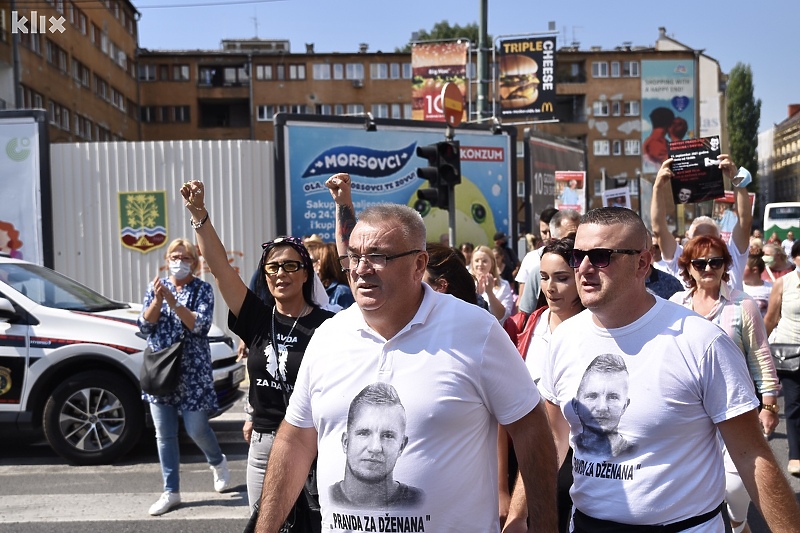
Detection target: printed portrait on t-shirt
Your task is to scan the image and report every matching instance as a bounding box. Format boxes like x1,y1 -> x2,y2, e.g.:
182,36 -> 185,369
572,354 -> 638,458
329,382 -> 424,510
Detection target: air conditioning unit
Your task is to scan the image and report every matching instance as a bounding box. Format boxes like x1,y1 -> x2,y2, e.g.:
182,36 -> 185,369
352,79 -> 364,88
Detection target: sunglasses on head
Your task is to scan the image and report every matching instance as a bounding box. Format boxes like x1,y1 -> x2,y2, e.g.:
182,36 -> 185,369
690,257 -> 725,271
569,248 -> 641,268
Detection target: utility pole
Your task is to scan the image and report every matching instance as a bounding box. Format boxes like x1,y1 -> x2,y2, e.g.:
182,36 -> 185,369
476,0 -> 490,122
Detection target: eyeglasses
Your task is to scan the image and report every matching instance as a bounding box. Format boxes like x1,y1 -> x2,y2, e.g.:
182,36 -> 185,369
690,257 -> 725,271
168,254 -> 192,262
569,248 -> 641,268
339,249 -> 420,271
264,260 -> 304,275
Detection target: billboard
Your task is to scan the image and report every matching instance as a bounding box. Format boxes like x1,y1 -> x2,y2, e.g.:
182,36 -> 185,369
0,110 -> 52,266
525,131 -> 585,233
275,115 -> 515,247
411,42 -> 469,122
641,59 -> 696,174
498,37 -> 556,120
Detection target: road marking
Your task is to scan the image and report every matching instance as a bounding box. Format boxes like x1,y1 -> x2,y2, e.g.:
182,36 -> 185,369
0,492 -> 251,522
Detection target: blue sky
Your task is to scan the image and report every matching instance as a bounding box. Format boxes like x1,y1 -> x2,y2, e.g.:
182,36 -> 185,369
135,0 -> 798,133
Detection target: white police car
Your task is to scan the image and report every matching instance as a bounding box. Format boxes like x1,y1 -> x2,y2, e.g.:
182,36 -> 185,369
0,255 -> 245,465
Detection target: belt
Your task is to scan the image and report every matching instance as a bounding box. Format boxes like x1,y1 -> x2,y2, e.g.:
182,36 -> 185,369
573,502 -> 724,533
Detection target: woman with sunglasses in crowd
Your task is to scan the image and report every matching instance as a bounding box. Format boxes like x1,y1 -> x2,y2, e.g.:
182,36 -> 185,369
503,237 -> 584,532
669,234 -> 779,533
180,181 -> 334,526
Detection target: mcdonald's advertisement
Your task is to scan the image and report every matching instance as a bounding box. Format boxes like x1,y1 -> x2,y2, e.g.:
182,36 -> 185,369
411,42 -> 469,122
498,37 -> 556,120
276,117 -> 513,247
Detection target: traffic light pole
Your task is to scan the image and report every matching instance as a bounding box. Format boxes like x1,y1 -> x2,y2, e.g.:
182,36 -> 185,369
445,125 -> 456,246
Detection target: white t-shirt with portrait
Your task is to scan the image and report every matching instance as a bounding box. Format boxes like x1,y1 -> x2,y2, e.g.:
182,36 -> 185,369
287,284 -> 540,532
539,298 -> 757,529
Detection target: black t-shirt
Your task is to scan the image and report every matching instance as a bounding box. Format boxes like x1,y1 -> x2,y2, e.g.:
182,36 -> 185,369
229,290 -> 334,433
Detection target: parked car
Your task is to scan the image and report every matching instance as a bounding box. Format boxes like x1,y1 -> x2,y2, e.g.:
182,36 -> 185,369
0,255 -> 245,465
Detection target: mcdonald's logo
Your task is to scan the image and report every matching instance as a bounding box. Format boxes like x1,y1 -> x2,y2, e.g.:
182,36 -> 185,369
541,101 -> 554,113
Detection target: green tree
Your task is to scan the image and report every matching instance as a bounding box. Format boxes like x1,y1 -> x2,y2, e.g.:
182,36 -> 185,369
396,20 -> 489,53
726,63 -> 761,192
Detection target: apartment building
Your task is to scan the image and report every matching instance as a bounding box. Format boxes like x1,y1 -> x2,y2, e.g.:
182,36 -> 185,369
0,0 -> 140,142
771,105 -> 800,202
137,40 -> 413,142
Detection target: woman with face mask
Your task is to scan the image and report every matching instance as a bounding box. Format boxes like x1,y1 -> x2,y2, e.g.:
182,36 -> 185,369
139,238 -> 231,516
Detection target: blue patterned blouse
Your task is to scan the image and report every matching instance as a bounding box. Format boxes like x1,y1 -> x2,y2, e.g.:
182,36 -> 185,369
137,276 -> 219,413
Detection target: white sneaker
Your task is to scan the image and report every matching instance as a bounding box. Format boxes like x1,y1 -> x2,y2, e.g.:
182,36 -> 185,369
211,454 -> 232,492
149,491 -> 181,516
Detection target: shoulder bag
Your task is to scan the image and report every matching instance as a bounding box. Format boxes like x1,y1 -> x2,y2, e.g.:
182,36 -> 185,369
140,283 -> 199,396
771,344 -> 800,375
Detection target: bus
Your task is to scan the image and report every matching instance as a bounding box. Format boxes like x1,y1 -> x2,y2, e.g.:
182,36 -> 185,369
763,202 -> 800,242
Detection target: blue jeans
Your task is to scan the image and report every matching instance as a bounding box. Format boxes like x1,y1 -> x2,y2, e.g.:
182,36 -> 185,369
150,403 -> 224,493
247,430 -> 276,510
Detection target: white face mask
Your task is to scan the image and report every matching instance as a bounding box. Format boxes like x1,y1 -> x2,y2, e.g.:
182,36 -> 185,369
169,260 -> 192,279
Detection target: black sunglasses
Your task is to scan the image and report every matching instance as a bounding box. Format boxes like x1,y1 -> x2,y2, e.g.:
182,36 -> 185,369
690,257 -> 725,271
264,260 -> 304,275
569,248 -> 641,268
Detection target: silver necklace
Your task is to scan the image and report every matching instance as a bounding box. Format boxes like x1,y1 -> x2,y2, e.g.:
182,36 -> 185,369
272,303 -> 308,344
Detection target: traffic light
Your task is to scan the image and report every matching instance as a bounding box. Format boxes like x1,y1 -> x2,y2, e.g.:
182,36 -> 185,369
415,141 -> 461,212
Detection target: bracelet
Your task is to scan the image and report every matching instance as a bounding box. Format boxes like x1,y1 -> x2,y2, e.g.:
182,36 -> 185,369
190,211 -> 209,229
761,403 -> 779,414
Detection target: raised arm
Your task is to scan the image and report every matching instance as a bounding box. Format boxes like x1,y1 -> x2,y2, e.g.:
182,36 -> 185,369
324,173 -> 356,257
180,180 -> 248,317
651,158 -> 678,261
255,421 -> 318,532
719,154 -> 752,254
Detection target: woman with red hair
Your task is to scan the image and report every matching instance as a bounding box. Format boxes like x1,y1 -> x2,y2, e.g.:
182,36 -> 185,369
669,234 -> 779,533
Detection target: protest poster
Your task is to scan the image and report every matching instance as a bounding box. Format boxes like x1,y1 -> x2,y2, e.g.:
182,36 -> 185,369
667,135 -> 724,204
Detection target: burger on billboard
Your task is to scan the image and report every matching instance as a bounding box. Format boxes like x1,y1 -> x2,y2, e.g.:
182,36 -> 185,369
499,54 -> 540,110
411,42 -> 469,122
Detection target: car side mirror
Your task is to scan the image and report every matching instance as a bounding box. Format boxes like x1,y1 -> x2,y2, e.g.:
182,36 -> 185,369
0,297 -> 17,322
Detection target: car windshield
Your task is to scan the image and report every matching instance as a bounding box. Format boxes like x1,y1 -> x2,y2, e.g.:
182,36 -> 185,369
0,263 -> 128,311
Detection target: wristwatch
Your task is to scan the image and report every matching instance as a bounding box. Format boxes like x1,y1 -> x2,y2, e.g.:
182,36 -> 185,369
761,403 -> 779,414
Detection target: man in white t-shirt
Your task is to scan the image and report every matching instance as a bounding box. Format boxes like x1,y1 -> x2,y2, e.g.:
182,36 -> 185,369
782,231 -> 796,257
253,174 -> 559,532
504,207 -> 800,532
651,155 -> 751,290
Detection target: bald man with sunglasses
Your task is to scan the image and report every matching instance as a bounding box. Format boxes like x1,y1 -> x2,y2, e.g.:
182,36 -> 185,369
505,207 -> 800,533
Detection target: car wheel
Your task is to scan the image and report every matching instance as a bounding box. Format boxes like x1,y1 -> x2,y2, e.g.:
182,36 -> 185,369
43,370 -> 144,465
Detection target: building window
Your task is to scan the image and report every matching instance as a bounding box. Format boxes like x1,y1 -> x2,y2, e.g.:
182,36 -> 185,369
257,105 -> 276,121
371,104 -> 388,118
288,64 -> 306,80
174,106 -> 190,123
593,140 -> 610,156
402,63 -> 412,79
346,63 -> 364,80
370,63 -> 388,80
624,101 -> 640,116
316,104 -> 332,115
346,104 -> 364,114
623,61 -> 639,77
624,139 -> 641,155
592,62 -> 608,78
612,140 -> 622,156
333,64 -> 344,80
611,101 -> 621,117
334,104 -> 344,115
275,65 -> 285,80
138,64 -> 156,81
593,101 -> 609,117
172,65 -> 190,81
313,64 -> 330,80
403,103 -> 413,118
611,61 -> 620,78
594,179 -> 603,196
256,65 -> 273,80
390,63 -> 401,79
391,103 -> 402,119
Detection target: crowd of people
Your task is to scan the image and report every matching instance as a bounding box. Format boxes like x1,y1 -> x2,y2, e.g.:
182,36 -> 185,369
134,158 -> 800,532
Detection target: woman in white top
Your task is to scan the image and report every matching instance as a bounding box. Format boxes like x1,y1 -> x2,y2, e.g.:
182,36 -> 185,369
472,244 -> 515,322
500,238 -> 584,532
